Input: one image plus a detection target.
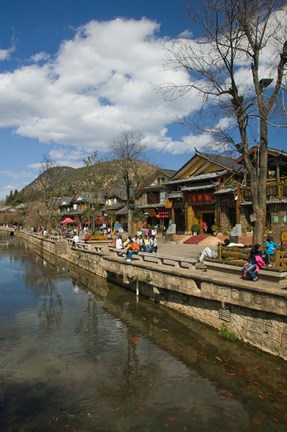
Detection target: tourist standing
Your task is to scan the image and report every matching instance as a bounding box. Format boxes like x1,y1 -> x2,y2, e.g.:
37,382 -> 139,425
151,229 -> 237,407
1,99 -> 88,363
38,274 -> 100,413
265,237 -> 279,267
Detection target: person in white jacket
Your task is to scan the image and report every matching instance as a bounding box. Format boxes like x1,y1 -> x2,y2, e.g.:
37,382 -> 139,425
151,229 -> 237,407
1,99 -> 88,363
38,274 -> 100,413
116,235 -> 124,250
199,239 -> 245,262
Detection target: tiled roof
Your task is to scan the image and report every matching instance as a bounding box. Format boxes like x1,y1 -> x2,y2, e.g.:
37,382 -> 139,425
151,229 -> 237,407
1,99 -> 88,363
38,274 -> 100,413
167,191 -> 184,199
166,171 -> 227,185
241,198 -> 287,205
196,149 -> 244,173
116,206 -> 128,215
181,182 -> 219,191
136,203 -> 166,208
214,187 -> 237,194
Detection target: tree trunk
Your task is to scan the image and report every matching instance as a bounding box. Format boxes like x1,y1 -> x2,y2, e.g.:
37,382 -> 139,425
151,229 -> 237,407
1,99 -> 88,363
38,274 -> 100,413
253,205 -> 266,245
128,208 -> 133,236
251,118 -> 268,246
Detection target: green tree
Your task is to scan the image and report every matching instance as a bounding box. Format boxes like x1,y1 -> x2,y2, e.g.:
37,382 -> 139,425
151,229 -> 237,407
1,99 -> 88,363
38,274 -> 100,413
5,189 -> 21,206
164,0 -> 287,244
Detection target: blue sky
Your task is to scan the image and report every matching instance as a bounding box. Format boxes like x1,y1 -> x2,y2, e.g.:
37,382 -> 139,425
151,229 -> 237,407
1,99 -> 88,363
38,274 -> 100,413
0,0 -> 286,201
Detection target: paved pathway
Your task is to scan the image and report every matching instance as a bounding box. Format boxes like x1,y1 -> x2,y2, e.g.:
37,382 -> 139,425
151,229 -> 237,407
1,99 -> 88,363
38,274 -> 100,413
155,235 -> 218,259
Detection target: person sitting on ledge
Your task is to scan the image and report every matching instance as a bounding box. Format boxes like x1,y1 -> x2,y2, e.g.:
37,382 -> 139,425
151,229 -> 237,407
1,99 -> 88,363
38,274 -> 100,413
199,238 -> 245,263
199,245 -> 219,262
138,234 -> 145,251
224,239 -> 245,247
241,243 -> 266,281
123,236 -> 132,247
116,235 -> 124,250
124,240 -> 140,262
149,235 -> 158,253
72,233 -> 79,247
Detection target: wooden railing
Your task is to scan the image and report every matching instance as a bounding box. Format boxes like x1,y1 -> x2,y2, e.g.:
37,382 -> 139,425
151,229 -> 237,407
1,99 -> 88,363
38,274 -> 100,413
241,176 -> 287,201
217,244 -> 287,271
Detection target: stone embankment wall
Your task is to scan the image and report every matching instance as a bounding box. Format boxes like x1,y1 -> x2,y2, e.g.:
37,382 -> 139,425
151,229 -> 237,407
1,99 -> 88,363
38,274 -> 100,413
16,231 -> 287,361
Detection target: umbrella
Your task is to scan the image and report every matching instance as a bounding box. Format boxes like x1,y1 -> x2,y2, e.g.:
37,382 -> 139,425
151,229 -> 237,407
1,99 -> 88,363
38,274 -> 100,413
60,217 -> 75,224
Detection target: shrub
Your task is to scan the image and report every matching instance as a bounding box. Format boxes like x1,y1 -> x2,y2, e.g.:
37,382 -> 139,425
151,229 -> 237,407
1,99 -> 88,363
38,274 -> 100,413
218,324 -> 237,341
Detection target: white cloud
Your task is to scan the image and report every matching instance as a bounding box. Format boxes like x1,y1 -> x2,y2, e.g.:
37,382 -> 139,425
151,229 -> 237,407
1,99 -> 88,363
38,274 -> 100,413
29,51 -> 51,63
0,10 -> 285,175
178,30 -> 193,39
0,45 -> 14,61
0,17 -> 197,164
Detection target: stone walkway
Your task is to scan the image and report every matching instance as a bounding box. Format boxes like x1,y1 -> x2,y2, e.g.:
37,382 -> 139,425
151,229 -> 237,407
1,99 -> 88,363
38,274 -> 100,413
151,235 -> 287,290
155,235 -> 223,259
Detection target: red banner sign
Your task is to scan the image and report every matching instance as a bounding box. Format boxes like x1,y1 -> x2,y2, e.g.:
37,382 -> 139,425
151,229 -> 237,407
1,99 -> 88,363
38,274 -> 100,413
188,193 -> 214,203
157,211 -> 169,218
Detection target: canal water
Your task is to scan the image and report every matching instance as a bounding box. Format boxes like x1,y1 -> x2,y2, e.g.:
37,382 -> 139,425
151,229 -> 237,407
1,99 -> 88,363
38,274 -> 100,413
0,235 -> 287,432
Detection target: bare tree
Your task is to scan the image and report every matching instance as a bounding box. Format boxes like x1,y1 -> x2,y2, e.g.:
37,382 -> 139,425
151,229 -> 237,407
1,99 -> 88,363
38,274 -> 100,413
82,151 -> 129,231
163,0 -> 287,244
110,130 -> 155,235
82,151 -> 103,230
36,155 -> 64,229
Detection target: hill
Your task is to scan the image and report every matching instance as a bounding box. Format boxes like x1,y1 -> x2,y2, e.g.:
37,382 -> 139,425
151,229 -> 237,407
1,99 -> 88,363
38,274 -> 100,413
6,160 -> 157,205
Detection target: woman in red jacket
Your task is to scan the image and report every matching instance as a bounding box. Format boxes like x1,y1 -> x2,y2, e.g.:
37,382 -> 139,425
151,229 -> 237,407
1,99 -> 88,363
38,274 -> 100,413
242,244 -> 266,281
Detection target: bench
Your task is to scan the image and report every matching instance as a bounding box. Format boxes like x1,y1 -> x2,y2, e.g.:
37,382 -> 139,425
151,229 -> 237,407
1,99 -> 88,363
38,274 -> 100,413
108,246 -> 123,256
68,240 -> 104,254
71,241 -> 89,250
137,252 -> 197,269
205,260 -> 287,285
107,247 -> 197,269
92,245 -> 104,253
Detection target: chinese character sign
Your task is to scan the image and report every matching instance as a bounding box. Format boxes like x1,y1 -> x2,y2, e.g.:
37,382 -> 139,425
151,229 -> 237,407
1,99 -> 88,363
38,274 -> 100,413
188,193 -> 214,203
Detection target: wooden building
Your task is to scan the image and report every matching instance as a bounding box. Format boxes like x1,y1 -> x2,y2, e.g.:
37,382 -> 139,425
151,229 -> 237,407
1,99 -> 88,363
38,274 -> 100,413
165,150 -> 244,234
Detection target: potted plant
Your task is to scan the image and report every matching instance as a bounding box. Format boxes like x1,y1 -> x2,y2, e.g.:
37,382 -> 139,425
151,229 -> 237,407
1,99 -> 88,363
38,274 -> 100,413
211,225 -> 219,235
191,223 -> 200,235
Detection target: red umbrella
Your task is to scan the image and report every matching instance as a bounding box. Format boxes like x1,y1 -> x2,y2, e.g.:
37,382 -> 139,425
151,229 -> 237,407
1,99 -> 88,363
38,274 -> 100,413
60,217 -> 75,224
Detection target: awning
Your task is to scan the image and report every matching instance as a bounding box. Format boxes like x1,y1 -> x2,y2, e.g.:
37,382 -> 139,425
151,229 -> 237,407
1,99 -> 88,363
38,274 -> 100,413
144,208 -> 157,217
60,217 -> 75,224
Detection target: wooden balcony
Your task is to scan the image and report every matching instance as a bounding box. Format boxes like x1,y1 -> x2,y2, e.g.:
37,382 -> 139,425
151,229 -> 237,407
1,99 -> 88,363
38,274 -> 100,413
241,177 -> 287,201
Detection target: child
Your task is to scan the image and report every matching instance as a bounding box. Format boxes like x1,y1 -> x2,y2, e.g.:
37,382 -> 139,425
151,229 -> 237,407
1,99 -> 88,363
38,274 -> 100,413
265,237 -> 279,267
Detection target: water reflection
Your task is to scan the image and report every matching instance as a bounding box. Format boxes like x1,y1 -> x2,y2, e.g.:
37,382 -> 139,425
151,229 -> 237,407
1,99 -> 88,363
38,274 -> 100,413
0,235 -> 286,432
38,279 -> 63,331
102,293 -> 287,430
19,251 -> 65,331
75,294 -> 99,350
